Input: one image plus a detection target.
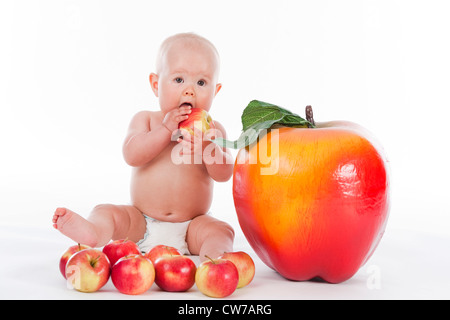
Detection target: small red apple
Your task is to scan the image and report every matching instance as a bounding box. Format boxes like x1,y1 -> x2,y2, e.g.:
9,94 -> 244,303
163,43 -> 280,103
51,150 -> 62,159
195,256 -> 239,298
111,254 -> 155,295
102,239 -> 141,267
154,255 -> 196,292
219,251 -> 255,288
178,108 -> 215,135
59,243 -> 91,279
65,249 -> 110,293
144,245 -> 182,265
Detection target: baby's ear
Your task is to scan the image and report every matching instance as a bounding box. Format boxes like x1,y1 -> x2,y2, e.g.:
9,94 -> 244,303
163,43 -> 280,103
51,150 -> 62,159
215,83 -> 222,96
149,73 -> 159,97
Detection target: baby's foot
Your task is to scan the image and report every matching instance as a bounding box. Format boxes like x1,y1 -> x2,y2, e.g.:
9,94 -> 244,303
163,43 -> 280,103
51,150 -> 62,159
52,207 -> 98,247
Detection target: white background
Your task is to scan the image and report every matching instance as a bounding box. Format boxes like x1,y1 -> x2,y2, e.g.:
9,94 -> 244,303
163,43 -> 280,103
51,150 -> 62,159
1,0 -> 450,299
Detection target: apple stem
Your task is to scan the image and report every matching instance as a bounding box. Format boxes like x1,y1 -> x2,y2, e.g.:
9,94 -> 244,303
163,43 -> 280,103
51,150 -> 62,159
204,255 -> 217,264
90,255 -> 101,268
165,246 -> 173,257
305,105 -> 315,127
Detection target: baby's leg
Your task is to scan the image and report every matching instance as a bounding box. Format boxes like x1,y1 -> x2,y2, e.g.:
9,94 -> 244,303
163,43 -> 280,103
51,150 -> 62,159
52,204 -> 146,247
186,215 -> 235,261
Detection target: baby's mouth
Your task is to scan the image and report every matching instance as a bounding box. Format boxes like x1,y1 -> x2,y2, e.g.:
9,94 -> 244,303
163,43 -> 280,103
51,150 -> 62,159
179,102 -> 193,108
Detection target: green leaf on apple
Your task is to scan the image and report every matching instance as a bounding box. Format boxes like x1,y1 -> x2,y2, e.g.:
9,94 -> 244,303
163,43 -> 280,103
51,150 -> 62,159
211,100 -> 315,149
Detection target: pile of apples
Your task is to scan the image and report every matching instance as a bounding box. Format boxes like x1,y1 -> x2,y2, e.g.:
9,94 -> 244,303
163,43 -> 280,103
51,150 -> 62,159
59,240 -> 255,298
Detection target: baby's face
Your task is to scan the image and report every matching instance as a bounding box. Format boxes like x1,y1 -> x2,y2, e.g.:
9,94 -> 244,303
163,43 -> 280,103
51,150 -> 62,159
153,40 -> 221,114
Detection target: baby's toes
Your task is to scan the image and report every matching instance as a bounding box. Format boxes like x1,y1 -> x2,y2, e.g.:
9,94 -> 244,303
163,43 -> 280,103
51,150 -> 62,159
55,207 -> 67,216
52,207 -> 67,226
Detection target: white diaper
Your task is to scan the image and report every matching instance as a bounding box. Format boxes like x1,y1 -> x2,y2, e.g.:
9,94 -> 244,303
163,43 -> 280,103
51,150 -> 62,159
136,215 -> 191,255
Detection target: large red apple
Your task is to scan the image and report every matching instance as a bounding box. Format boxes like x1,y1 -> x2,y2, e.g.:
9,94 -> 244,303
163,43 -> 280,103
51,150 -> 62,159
154,255 -> 196,292
195,256 -> 239,298
59,244 -> 91,279
178,108 -> 215,135
233,120 -> 390,283
102,239 -> 141,267
65,249 -> 110,293
219,251 -> 255,288
111,254 -> 155,295
144,245 -> 182,265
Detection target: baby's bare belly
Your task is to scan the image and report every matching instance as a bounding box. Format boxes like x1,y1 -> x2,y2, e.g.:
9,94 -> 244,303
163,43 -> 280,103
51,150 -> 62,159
130,148 -> 213,222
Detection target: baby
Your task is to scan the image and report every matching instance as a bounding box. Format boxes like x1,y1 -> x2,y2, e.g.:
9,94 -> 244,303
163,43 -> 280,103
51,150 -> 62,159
52,33 -> 235,260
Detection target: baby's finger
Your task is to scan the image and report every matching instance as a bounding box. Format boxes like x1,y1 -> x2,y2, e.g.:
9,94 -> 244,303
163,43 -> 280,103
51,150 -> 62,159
176,114 -> 190,123
177,137 -> 189,146
205,127 -> 219,140
177,138 -> 193,155
179,106 -> 193,115
178,128 -> 193,142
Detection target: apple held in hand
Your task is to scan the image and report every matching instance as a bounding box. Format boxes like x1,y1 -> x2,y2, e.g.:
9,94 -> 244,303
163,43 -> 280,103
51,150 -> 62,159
111,255 -> 155,295
144,245 -> 182,265
102,239 -> 141,267
195,256 -> 239,298
219,251 -> 255,288
154,255 -> 196,292
59,244 -> 91,279
65,249 -> 110,293
178,108 -> 215,135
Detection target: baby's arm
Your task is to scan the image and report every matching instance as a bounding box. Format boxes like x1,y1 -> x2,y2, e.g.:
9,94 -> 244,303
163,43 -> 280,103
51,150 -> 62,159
123,107 -> 191,167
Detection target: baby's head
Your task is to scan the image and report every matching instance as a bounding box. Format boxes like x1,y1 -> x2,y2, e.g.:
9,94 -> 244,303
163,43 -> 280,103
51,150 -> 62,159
150,33 -> 222,113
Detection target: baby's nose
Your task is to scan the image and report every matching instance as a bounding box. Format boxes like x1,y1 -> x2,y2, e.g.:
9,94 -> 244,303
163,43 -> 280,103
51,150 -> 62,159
183,87 -> 195,97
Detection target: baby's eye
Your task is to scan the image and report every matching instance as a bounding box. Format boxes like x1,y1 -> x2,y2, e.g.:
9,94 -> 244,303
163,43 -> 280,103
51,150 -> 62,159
174,77 -> 184,84
197,80 -> 206,86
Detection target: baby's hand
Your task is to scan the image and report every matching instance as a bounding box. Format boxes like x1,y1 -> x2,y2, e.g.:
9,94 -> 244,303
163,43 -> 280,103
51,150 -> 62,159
162,106 -> 192,132
177,126 -> 205,157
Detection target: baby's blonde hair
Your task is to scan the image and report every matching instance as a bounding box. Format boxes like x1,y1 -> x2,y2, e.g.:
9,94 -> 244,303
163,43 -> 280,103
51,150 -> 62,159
155,32 -> 220,75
